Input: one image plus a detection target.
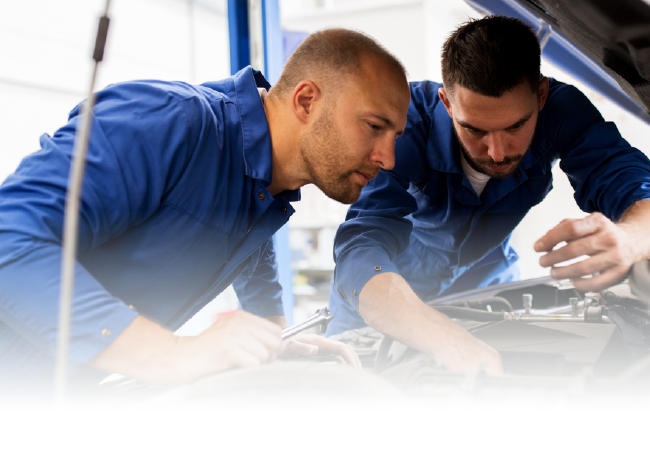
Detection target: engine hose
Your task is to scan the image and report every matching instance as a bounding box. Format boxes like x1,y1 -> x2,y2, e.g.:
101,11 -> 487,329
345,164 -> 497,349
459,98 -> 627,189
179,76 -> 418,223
375,335 -> 394,373
630,260 -> 650,302
445,296 -> 513,312
432,305 -> 505,322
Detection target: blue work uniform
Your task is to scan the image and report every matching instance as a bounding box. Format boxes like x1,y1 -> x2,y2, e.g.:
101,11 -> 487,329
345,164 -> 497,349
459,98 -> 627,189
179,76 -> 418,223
328,79 -> 650,335
0,67 -> 297,388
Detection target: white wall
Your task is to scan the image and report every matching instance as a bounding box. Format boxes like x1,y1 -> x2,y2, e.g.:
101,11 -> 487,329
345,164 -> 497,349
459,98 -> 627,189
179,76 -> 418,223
281,0 -> 481,273
512,60 -> 650,279
0,0 -> 229,182
279,0 -> 650,282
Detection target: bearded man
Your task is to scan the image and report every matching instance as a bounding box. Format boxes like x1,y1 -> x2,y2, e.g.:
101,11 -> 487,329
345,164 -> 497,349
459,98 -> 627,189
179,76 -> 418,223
0,28 -> 410,391
328,15 -> 650,374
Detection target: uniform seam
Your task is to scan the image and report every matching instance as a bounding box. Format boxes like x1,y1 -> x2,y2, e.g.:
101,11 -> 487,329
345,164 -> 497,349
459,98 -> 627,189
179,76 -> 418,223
159,201 -> 229,236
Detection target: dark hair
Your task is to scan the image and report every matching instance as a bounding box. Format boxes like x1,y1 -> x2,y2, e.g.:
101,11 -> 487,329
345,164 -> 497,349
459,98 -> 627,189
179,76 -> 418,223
441,15 -> 541,97
271,28 -> 407,98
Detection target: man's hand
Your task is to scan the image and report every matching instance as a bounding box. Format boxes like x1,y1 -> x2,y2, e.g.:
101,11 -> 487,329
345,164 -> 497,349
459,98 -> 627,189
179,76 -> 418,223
89,311 -> 282,384
360,272 -> 503,375
280,334 -> 362,368
429,334 -> 503,374
178,311 -> 283,380
535,212 -> 643,291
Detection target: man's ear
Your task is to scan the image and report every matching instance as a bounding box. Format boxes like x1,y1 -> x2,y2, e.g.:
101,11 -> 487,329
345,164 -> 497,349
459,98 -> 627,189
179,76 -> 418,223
538,77 -> 550,111
438,87 -> 453,118
291,80 -> 322,124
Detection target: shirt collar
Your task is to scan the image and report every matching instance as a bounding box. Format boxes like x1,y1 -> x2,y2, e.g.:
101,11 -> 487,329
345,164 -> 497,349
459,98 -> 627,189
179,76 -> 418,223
232,66 -> 301,201
233,66 -> 273,184
427,102 -> 463,174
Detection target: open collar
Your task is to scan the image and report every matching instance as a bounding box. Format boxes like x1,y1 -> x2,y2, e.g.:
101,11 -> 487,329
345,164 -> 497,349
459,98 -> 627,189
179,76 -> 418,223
232,66 -> 300,202
427,101 -> 463,174
233,66 -> 273,184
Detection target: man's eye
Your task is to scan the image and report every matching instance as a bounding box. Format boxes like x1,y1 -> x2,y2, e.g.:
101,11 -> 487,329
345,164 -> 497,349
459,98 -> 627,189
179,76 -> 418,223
508,123 -> 524,132
368,123 -> 382,131
467,128 -> 483,135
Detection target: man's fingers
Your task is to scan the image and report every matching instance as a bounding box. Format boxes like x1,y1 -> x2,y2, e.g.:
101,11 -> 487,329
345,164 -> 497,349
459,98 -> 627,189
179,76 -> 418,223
235,335 -> 276,363
482,360 -> 503,376
538,243 -> 577,269
474,343 -> 503,375
316,339 -> 361,367
229,350 -> 264,370
238,312 -> 283,341
534,213 -> 605,252
548,251 -> 619,280
538,233 -> 609,268
571,267 -> 629,292
217,312 -> 282,360
282,339 -> 318,357
283,334 -> 362,368
307,336 -> 361,367
244,312 -> 284,336
335,343 -> 362,368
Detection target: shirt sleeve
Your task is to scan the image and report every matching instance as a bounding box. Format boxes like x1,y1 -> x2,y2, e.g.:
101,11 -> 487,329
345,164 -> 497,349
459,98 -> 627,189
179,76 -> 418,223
332,88 -> 432,312
550,83 -> 650,220
0,81 -> 202,366
232,237 -> 285,318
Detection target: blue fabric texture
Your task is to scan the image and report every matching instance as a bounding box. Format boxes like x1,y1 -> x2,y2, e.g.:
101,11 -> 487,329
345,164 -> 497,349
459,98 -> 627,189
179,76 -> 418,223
328,79 -> 650,334
0,66 -> 299,381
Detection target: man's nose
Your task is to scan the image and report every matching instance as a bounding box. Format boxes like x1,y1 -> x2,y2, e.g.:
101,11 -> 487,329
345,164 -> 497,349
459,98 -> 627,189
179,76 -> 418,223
370,136 -> 396,171
486,132 -> 507,162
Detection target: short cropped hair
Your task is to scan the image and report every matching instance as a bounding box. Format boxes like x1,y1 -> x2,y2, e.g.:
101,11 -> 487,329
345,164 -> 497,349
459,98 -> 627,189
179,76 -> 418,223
271,28 -> 406,98
441,15 -> 541,97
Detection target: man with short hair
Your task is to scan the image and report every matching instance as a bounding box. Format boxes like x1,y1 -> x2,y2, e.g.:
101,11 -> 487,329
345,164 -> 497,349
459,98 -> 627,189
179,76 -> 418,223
329,16 -> 650,374
0,28 -> 410,389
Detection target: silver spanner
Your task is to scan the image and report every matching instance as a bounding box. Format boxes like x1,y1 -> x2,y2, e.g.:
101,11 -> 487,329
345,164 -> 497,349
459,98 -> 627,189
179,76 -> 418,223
281,308 -> 334,340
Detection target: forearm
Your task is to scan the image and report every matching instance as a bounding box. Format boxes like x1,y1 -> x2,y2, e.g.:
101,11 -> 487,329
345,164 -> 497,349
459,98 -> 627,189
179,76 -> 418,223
359,272 -> 475,355
88,315 -> 189,384
88,310 -> 283,385
618,199 -> 650,261
265,315 -> 288,328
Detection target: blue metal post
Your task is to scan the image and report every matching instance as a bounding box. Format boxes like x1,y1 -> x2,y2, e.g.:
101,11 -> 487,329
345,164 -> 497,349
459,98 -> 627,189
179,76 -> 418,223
261,0 -> 284,84
227,0 -> 295,324
227,0 -> 250,74
261,0 -> 295,325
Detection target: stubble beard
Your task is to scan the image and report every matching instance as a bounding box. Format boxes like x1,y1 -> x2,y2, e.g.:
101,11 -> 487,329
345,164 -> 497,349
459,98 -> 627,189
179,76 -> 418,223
454,127 -> 532,179
300,107 -> 366,205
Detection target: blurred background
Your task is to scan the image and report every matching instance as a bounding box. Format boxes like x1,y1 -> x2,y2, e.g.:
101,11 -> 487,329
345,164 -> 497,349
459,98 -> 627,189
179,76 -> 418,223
2,0 -> 649,334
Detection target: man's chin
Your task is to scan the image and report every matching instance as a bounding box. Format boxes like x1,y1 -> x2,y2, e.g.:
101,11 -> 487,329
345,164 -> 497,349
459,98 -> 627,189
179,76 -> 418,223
321,184 -> 363,205
482,163 -> 521,179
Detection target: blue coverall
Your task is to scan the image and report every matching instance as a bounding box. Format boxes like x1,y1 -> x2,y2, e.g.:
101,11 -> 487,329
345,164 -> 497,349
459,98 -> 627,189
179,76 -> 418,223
0,67 -> 296,387
328,79 -> 650,335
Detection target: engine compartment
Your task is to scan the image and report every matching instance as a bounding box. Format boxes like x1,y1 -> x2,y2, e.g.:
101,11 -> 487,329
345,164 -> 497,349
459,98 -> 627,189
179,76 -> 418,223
329,263 -> 650,399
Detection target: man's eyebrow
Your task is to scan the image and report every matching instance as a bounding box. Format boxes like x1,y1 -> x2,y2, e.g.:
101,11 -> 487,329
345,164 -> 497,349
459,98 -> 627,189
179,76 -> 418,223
369,113 -> 394,128
369,113 -> 404,136
457,112 -> 534,132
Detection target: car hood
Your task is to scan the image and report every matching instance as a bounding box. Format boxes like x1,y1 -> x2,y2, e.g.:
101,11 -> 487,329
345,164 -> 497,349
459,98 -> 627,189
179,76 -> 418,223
466,0 -> 650,125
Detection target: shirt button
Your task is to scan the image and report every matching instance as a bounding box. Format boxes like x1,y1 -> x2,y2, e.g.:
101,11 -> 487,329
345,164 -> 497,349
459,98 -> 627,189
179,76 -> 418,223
375,266 -> 382,271
514,172 -> 521,179
101,328 -> 111,338
353,290 -> 357,297
128,304 -> 136,311
258,193 -> 266,200
280,206 -> 287,213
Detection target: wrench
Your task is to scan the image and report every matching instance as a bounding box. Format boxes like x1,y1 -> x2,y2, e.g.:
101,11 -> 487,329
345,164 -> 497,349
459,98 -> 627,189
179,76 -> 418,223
281,308 -> 334,340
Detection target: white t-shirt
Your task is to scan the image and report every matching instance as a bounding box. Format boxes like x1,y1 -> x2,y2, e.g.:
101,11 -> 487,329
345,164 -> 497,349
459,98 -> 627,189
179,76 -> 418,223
460,153 -> 491,198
